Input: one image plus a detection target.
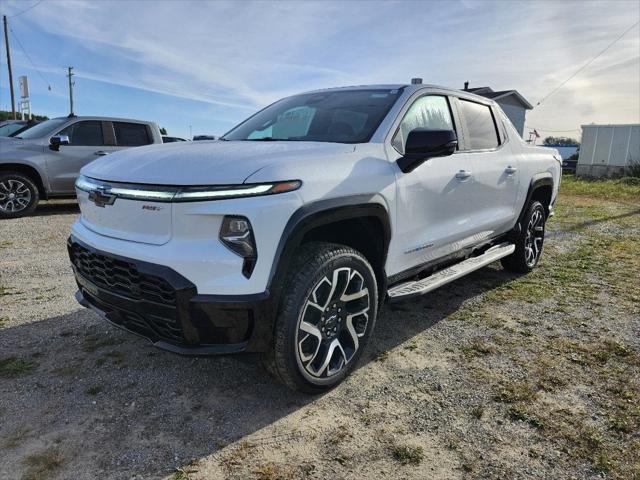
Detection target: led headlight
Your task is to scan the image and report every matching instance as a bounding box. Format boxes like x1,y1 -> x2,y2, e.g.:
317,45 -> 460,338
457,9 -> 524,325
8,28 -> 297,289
220,216 -> 257,277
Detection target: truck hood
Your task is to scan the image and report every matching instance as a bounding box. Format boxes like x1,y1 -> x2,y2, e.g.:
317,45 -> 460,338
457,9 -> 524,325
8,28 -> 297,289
82,140 -> 355,185
0,136 -> 41,154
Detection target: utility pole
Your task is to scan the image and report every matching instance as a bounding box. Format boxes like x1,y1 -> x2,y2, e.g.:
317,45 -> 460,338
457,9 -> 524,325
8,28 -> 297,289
3,15 -> 16,119
67,66 -> 75,116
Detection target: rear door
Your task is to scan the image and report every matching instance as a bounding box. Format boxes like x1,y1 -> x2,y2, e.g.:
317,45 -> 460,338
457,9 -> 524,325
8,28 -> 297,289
112,121 -> 154,149
455,98 -> 519,235
47,120 -> 119,193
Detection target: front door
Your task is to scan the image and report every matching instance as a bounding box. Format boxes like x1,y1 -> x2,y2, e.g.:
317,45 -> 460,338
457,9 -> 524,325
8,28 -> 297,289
389,94 -> 477,276
47,120 -> 119,194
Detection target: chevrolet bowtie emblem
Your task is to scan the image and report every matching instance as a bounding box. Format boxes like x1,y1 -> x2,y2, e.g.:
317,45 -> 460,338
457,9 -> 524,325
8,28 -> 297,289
88,189 -> 116,207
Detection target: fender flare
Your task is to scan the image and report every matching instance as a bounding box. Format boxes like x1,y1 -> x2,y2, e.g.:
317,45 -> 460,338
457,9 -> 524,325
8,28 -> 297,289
514,173 -> 554,232
266,194 -> 392,295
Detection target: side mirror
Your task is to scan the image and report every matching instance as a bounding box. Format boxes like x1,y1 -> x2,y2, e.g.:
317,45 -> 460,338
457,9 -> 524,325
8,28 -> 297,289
49,135 -> 70,151
397,129 -> 457,173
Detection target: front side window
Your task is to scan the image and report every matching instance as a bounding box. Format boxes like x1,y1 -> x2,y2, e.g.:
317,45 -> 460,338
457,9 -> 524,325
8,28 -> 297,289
459,100 -> 499,150
14,118 -> 68,139
223,89 -> 403,144
58,121 -> 104,146
114,122 -> 151,146
392,95 -> 454,153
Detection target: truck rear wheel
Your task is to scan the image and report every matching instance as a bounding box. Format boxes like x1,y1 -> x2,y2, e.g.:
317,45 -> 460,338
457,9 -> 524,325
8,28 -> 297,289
264,242 -> 378,393
0,172 -> 40,219
501,200 -> 546,273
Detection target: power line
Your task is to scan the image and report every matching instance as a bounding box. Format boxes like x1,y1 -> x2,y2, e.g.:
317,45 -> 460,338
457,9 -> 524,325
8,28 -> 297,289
9,26 -> 51,90
7,0 -> 43,18
535,20 -> 640,108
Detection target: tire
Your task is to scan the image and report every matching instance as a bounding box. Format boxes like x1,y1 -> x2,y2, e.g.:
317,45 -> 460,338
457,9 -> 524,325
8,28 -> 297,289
263,242 -> 378,393
0,171 -> 40,219
501,200 -> 546,273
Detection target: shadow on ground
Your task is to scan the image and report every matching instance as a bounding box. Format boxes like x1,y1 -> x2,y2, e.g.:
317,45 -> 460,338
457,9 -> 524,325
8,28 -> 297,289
0,266 -> 517,478
31,200 -> 79,217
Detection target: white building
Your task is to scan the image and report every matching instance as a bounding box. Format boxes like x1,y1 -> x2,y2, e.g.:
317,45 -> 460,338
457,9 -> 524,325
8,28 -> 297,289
464,84 -> 533,136
577,124 -> 640,177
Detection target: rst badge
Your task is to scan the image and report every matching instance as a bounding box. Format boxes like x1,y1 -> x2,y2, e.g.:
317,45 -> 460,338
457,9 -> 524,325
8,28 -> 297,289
142,205 -> 163,211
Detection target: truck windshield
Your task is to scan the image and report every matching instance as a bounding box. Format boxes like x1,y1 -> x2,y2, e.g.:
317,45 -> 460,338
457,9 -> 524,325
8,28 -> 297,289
15,118 -> 69,139
222,89 -> 403,144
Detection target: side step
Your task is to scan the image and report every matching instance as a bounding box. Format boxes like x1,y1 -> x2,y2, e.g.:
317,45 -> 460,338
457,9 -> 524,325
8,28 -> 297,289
387,242 -> 515,301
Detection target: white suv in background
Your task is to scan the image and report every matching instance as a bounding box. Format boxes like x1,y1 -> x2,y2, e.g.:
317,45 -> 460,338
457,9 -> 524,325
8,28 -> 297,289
68,83 -> 561,393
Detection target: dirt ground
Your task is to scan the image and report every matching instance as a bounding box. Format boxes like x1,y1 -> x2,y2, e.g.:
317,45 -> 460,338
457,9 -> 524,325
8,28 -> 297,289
1,178 -> 638,480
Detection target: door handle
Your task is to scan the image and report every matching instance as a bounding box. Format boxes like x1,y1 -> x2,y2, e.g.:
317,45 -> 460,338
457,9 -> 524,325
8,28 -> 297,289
455,170 -> 472,180
94,151 -> 108,156
505,166 -> 518,175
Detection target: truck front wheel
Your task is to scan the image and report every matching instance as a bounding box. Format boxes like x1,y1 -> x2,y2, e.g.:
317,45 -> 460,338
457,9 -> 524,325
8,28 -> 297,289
264,242 -> 378,393
0,172 -> 40,219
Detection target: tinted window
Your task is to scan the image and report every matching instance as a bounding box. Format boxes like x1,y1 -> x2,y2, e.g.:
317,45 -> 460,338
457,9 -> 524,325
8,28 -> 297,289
59,121 -> 104,146
114,122 -> 151,146
392,95 -> 454,153
223,89 -> 403,143
459,100 -> 499,150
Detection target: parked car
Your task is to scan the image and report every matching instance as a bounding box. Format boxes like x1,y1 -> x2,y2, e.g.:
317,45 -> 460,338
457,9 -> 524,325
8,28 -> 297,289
162,136 -> 188,143
0,119 -> 39,137
68,84 -> 561,392
193,135 -> 216,141
0,116 -> 163,218
562,158 -> 577,173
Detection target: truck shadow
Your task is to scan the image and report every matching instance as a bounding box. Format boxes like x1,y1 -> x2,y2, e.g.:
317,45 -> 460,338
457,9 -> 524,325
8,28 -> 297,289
31,200 -> 79,217
0,266 -> 516,478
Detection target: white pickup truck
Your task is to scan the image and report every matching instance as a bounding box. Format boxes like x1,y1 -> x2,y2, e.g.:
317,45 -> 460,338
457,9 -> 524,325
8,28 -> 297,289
67,83 -> 561,392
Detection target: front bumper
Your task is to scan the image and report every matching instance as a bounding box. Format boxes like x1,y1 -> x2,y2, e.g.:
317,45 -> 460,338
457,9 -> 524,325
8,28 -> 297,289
68,235 -> 274,355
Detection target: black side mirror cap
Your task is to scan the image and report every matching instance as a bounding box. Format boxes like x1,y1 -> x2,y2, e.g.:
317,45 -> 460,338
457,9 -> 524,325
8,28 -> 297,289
397,129 -> 457,173
49,135 -> 70,151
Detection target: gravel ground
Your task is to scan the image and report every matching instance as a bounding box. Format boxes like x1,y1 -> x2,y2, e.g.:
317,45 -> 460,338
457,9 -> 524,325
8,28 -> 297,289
1,188 -> 638,480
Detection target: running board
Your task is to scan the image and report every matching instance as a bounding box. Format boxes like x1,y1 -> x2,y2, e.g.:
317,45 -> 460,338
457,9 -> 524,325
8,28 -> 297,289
387,243 -> 515,301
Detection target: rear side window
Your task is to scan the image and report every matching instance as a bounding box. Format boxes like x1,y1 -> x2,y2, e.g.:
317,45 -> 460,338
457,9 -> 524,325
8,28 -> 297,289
114,122 -> 151,146
459,100 -> 499,150
59,121 -> 104,146
392,95 -> 454,153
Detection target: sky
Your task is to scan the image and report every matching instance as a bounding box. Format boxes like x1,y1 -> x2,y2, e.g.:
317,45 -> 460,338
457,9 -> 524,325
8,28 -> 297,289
0,0 -> 639,140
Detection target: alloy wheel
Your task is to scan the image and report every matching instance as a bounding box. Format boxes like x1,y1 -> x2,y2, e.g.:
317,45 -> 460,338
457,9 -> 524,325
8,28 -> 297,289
0,179 -> 32,214
524,207 -> 544,267
296,267 -> 370,379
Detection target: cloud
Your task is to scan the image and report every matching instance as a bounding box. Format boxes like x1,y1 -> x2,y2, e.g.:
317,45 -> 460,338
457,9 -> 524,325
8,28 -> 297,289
2,0 -> 639,134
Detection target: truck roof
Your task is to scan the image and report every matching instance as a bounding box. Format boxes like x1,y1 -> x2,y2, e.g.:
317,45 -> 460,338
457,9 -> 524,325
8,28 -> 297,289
300,83 -> 497,105
51,116 -> 156,124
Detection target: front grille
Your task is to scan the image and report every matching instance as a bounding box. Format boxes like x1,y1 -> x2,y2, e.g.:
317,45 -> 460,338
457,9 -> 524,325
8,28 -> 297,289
69,242 -> 176,306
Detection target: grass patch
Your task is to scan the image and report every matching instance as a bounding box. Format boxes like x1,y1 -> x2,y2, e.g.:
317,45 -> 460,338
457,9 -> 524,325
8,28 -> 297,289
561,175 -> 640,203
169,463 -> 198,480
462,338 -> 497,357
493,381 -> 537,404
22,447 -> 64,480
83,335 -> 122,353
219,441 -> 253,472
253,462 -> 295,480
508,404 -> 544,429
0,316 -> 8,328
391,444 -> 424,465
85,385 -> 103,396
3,426 -> 32,448
0,356 -> 36,378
